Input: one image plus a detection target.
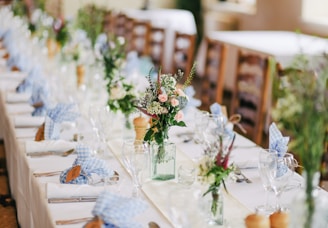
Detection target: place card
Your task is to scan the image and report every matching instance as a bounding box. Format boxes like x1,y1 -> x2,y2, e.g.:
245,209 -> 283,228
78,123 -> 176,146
35,123 -> 45,141
65,165 -> 81,183
84,216 -> 103,228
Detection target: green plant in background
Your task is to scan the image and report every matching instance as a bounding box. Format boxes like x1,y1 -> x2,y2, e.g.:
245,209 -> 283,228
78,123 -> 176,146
75,4 -> 107,47
101,35 -> 137,119
272,54 -> 328,228
176,0 -> 203,47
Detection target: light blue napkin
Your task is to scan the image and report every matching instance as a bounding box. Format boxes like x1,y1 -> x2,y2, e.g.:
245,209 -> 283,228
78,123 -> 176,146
269,122 -> 289,157
92,190 -> 147,228
30,80 -> 50,116
60,144 -> 115,184
209,102 -> 234,137
182,86 -> 201,111
16,66 -> 43,93
269,122 -> 290,176
44,103 -> 79,140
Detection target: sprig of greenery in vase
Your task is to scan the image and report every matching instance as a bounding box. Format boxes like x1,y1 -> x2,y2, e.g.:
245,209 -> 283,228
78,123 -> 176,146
101,35 -> 137,126
137,64 -> 196,161
272,54 -> 328,228
198,134 -> 235,216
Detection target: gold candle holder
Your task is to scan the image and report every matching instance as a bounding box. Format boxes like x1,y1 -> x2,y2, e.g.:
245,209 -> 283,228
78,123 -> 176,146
76,64 -> 85,87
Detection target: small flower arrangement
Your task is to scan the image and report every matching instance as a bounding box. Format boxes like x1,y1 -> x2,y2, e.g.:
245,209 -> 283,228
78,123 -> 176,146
100,35 -> 137,118
137,64 -> 196,145
53,18 -> 70,48
198,133 -> 235,217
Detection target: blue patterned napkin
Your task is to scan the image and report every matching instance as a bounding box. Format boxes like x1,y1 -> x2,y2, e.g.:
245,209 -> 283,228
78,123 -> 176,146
92,190 -> 147,228
30,80 -> 50,116
269,122 -> 290,176
269,122 -> 289,157
209,102 -> 234,137
44,103 -> 79,140
59,144 -> 114,184
183,86 -> 201,110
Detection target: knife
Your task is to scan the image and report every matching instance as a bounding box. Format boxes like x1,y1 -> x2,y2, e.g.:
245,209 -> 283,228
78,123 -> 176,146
48,196 -> 98,203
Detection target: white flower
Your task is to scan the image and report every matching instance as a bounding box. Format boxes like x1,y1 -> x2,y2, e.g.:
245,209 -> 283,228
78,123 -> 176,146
109,85 -> 126,100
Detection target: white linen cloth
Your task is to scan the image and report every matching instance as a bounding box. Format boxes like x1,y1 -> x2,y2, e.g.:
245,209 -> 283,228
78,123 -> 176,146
6,92 -> 31,103
6,103 -> 34,114
46,182 -> 105,199
12,115 -> 44,128
25,140 -> 77,154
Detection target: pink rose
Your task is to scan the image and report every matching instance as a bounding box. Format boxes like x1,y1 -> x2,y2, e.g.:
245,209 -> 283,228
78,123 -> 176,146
158,94 -> 168,102
174,111 -> 184,122
170,98 -> 179,107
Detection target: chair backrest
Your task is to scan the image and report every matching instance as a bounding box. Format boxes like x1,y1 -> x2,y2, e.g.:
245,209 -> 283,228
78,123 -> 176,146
130,20 -> 151,56
230,50 -> 271,145
201,37 -> 227,111
171,32 -> 196,81
103,10 -> 114,35
113,12 -> 127,37
148,27 -> 166,71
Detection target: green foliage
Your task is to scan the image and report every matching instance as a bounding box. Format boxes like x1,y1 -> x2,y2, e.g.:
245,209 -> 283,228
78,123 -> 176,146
75,4 -> 107,47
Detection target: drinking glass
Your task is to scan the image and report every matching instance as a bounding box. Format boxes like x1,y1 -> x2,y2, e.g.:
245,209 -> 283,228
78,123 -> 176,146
269,153 -> 296,211
121,140 -> 149,198
256,149 -> 278,214
193,111 -> 209,144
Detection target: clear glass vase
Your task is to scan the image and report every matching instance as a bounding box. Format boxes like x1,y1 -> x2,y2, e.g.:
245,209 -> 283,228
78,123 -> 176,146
290,171 -> 328,228
206,188 -> 224,226
150,141 -> 176,181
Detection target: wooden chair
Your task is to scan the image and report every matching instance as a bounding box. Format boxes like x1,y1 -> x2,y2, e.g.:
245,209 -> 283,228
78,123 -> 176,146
130,20 -> 151,56
230,50 -> 271,145
113,12 -> 127,37
201,37 -> 228,111
148,27 -> 166,71
171,32 -> 196,81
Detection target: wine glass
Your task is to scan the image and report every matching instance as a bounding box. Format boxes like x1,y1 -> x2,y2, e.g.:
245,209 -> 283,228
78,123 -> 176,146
121,140 -> 149,198
201,114 -> 227,158
268,152 -> 295,212
256,148 -> 278,215
193,111 -> 209,144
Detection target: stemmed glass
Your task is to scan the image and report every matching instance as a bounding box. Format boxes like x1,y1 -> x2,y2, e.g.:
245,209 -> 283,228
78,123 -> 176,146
201,114 -> 227,158
268,152 -> 296,211
122,140 -> 149,198
256,149 -> 278,215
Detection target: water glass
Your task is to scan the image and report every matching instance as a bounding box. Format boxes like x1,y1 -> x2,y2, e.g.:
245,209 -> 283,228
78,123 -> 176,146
178,163 -> 196,186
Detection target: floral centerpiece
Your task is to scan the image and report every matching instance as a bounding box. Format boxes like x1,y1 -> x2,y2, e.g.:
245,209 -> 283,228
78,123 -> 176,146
136,64 -> 195,180
100,34 -> 137,127
198,131 -> 235,225
272,54 -> 328,228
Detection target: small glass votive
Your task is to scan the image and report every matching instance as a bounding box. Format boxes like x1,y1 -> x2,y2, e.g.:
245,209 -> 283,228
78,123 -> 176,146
178,164 -> 196,186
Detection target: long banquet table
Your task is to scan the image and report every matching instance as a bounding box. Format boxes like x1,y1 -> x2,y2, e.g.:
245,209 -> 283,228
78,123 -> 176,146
1,78 -> 328,227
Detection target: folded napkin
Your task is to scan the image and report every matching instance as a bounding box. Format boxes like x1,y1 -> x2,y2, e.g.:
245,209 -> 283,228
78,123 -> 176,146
91,190 -> 147,228
25,140 -> 76,154
44,103 -> 79,140
269,122 -> 290,176
13,115 -> 44,128
46,182 -> 104,199
30,80 -> 50,116
183,86 -> 201,111
210,102 -> 234,134
59,144 -> 114,184
269,122 -> 289,157
6,92 -> 31,103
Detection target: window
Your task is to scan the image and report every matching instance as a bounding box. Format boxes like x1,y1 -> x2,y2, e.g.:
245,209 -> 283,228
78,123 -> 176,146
302,0 -> 328,25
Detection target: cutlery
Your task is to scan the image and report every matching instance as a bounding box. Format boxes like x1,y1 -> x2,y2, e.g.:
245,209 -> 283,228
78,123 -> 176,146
55,217 -> 93,225
28,148 -> 75,158
234,166 -> 252,183
33,171 -> 62,177
48,196 -> 98,203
